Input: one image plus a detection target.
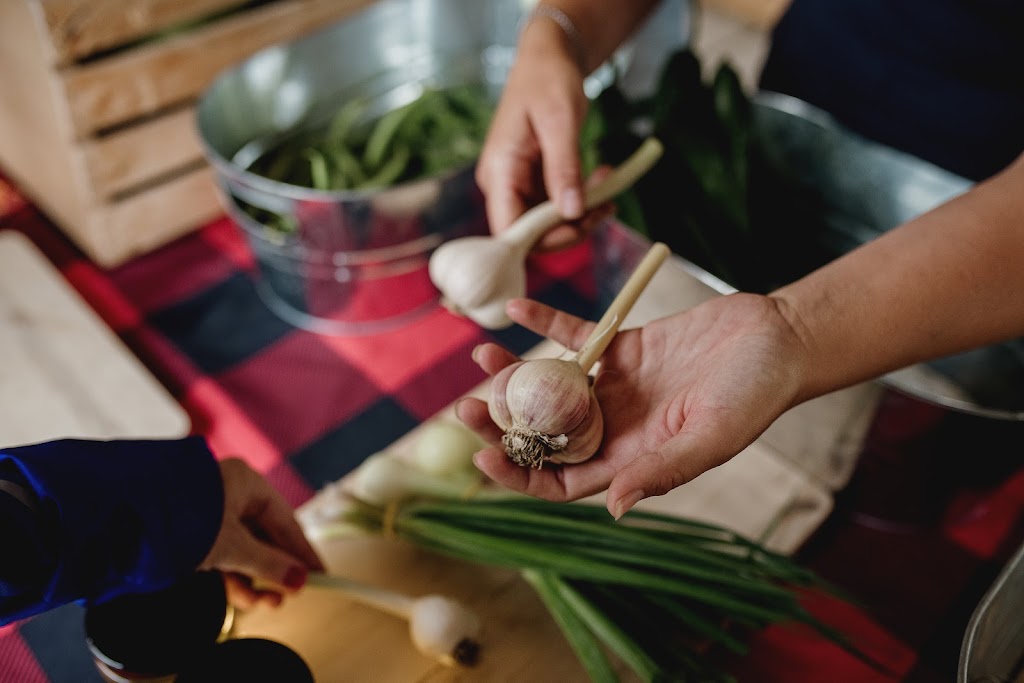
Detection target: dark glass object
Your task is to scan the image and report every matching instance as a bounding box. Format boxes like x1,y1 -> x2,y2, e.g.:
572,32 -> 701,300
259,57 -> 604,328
175,638 -> 314,683
84,571 -> 233,682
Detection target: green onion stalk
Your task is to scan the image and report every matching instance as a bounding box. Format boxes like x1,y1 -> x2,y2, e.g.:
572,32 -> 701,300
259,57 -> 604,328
301,440 -> 881,682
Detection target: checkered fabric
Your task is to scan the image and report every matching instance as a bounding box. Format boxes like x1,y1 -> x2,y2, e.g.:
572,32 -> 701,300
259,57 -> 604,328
1,173 -> 1022,682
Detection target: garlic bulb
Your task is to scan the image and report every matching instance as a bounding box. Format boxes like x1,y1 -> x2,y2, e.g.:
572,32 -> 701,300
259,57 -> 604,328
488,358 -> 603,468
413,420 -> 486,476
428,236 -> 527,329
409,595 -> 481,666
428,138 -> 664,329
487,242 -> 670,469
306,574 -> 481,667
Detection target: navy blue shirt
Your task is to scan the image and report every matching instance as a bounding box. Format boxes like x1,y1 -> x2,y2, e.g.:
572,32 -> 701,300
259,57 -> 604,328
0,437 -> 223,626
761,0 -> 1024,181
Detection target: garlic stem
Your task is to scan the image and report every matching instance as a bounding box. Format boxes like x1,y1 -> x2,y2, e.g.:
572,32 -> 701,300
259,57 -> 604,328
307,573 -> 482,666
500,137 -> 665,252
307,572 -> 414,619
574,242 -> 670,374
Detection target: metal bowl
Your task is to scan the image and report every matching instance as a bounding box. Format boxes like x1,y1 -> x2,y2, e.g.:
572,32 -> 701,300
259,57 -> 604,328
959,540 -> 1024,683
196,0 -> 691,335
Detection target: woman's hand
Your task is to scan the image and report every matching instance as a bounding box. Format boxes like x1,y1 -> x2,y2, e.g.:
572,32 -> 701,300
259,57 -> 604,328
199,458 -> 324,609
475,18 -> 609,249
457,295 -> 810,518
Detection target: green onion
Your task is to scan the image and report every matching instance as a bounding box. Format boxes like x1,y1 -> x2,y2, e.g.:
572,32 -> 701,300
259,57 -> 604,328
302,448 -> 883,681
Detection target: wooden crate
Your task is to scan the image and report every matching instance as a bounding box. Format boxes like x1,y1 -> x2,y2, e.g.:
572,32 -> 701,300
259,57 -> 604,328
0,0 -> 375,267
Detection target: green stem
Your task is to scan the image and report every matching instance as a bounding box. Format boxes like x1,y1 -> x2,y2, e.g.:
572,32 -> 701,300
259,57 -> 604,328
552,578 -> 662,682
522,570 -> 620,683
398,518 -> 802,624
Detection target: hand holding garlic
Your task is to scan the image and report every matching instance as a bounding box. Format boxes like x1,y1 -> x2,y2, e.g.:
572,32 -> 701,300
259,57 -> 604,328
428,138 -> 663,329
458,290 -> 808,518
486,243 -> 669,469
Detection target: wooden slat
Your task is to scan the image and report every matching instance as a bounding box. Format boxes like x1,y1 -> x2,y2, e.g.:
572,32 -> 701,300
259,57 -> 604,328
33,0 -> 252,65
82,105 -> 204,198
61,0 -> 376,136
0,0 -> 94,237
87,165 -> 222,266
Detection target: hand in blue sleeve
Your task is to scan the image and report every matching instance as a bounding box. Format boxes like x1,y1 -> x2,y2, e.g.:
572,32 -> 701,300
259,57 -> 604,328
0,437 -> 323,626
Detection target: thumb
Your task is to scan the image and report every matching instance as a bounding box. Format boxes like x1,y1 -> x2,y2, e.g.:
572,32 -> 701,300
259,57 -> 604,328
218,530 -> 310,592
606,429 -> 733,520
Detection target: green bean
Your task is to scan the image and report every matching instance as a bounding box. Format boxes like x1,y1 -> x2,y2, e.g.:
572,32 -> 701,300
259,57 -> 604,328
303,148 -> 331,190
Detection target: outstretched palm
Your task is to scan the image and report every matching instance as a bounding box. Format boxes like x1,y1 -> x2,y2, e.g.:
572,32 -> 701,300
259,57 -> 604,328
457,293 -> 807,517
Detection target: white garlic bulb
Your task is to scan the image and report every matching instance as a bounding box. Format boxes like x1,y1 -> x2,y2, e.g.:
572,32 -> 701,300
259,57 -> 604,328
428,139 -> 664,330
488,358 -> 604,468
427,236 -> 526,329
409,595 -> 482,666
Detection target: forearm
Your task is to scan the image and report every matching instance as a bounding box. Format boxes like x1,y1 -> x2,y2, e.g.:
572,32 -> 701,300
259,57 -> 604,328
520,0 -> 662,73
773,153 -> 1024,403
0,437 -> 224,625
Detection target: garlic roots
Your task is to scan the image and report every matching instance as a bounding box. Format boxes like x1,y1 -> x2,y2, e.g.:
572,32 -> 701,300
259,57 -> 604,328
428,138 -> 664,329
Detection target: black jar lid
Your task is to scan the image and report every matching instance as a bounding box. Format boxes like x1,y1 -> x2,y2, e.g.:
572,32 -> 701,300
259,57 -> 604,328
175,638 -> 314,683
84,571 -> 229,677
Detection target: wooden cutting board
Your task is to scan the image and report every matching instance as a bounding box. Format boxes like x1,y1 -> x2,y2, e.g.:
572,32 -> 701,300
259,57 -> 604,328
235,246 -> 879,681
0,230 -> 190,446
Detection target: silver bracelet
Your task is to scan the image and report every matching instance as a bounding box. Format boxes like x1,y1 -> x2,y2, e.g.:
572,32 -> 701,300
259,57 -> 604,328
522,5 -> 587,71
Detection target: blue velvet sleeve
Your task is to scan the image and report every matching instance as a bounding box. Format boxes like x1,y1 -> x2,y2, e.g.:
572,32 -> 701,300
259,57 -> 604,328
0,436 -> 224,626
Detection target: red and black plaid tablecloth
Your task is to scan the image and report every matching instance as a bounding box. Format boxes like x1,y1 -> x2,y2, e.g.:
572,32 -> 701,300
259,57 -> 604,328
1,174 -> 1022,682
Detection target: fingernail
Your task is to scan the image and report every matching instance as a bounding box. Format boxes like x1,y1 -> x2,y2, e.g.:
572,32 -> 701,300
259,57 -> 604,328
612,490 -> 645,520
283,566 -> 307,590
560,188 -> 583,220
471,344 -> 484,364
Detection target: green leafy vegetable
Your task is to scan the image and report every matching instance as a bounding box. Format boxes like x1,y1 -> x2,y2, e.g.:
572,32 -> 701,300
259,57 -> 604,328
248,84 -> 494,199
580,48 -> 830,293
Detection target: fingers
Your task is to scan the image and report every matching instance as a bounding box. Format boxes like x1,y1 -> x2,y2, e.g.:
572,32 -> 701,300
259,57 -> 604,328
230,459 -> 324,572
533,201 -> 615,252
216,528 -> 312,593
224,572 -> 282,610
473,447 -> 616,502
249,489 -> 325,573
605,427 -> 734,520
455,397 -> 505,445
534,121 -> 583,222
206,458 -> 324,600
483,177 -> 531,236
474,115 -> 536,234
505,299 -> 596,351
471,343 -> 519,377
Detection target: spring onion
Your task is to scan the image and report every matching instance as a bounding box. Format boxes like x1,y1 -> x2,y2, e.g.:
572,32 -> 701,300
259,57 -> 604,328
302,452 -> 881,682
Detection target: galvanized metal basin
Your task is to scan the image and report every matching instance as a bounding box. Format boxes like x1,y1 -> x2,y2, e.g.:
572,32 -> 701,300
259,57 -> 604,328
196,0 -> 691,335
